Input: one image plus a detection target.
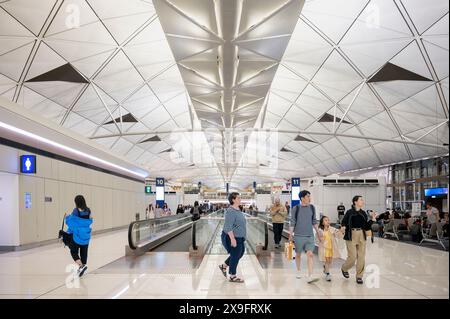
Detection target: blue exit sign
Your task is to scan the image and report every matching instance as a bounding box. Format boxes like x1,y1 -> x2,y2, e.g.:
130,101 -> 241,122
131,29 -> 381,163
20,155 -> 36,174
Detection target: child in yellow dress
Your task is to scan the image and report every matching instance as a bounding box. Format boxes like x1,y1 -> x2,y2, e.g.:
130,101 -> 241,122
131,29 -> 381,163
317,216 -> 343,281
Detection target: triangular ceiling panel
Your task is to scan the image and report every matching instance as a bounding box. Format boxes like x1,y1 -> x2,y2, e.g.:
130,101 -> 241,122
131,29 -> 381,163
26,63 -> 88,83
0,42 -> 34,81
1,0 -> 57,36
368,62 -> 433,83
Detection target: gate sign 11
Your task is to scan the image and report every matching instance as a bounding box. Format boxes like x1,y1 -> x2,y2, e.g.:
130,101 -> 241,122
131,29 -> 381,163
291,178 -> 300,208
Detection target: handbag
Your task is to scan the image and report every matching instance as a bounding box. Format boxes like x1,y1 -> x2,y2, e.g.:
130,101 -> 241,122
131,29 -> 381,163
285,241 -> 295,260
58,214 -> 72,247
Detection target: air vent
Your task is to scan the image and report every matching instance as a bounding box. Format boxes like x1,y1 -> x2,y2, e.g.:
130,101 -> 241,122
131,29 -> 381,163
338,179 -> 351,184
140,136 -> 161,143
318,113 -> 351,125
365,179 -> 379,184
105,113 -> 137,125
368,62 -> 433,83
351,179 -> 365,184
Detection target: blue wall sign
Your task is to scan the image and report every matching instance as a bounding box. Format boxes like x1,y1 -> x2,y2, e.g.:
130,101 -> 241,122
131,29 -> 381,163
20,155 -> 36,174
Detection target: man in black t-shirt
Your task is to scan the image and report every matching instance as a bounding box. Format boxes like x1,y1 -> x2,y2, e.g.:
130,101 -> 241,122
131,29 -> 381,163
337,203 -> 346,222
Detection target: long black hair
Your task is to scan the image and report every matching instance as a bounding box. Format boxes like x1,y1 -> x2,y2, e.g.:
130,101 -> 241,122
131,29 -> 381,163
74,195 -> 91,216
352,195 -> 363,209
319,215 -> 329,230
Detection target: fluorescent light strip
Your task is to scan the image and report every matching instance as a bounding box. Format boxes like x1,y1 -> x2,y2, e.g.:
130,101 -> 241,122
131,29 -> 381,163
0,121 -> 148,179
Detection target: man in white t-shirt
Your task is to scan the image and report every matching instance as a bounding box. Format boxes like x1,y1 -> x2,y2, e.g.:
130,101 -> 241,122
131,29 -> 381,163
426,202 -> 440,237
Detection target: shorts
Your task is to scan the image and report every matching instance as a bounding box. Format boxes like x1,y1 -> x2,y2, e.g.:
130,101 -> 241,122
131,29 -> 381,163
294,236 -> 315,253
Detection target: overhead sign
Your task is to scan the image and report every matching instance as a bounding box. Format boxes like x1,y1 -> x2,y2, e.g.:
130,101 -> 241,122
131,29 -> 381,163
156,178 -> 165,207
20,155 -> 36,174
291,178 -> 300,208
145,186 -> 152,194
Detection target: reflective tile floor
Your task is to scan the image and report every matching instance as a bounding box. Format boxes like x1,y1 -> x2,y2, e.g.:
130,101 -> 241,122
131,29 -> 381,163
0,230 -> 448,299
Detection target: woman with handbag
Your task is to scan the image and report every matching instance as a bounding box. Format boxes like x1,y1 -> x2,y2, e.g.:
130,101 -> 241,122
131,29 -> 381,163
65,195 -> 93,278
340,195 -> 377,284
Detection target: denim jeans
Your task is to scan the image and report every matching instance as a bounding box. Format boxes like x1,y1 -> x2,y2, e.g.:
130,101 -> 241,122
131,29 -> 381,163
221,232 -> 246,276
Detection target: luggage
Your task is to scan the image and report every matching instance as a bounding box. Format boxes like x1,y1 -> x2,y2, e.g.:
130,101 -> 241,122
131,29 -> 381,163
285,241 -> 295,260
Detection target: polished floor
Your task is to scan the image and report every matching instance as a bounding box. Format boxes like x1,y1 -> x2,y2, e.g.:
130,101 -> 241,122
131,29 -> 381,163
0,230 -> 448,299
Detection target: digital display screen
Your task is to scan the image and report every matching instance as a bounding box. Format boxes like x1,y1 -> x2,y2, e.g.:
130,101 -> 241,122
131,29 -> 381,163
156,178 -> 165,202
20,155 -> 36,174
156,187 -> 164,201
291,186 -> 300,201
424,188 -> 448,197
291,178 -> 300,203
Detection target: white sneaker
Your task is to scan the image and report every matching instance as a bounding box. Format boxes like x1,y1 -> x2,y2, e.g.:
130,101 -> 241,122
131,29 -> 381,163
307,276 -> 319,284
78,265 -> 88,278
325,273 -> 332,282
296,272 -> 302,279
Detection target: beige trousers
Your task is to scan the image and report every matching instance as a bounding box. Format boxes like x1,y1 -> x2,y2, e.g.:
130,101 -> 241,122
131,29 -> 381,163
342,230 -> 366,279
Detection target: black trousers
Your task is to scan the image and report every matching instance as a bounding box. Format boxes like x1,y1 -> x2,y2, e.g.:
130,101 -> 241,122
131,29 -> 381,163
70,242 -> 89,265
273,223 -> 284,245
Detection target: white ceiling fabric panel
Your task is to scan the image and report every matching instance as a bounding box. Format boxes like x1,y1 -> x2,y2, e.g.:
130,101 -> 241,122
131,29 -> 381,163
0,0 -> 447,189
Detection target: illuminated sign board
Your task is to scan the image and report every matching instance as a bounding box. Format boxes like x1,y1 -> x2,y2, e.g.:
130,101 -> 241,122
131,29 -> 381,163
156,178 -> 165,206
291,178 -> 300,208
20,155 -> 36,174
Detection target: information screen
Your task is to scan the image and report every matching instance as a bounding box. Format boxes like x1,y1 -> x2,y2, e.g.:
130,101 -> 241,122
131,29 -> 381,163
291,178 -> 300,208
156,178 -> 165,204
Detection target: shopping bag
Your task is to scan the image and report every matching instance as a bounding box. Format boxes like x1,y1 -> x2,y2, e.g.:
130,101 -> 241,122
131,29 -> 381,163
285,241 -> 295,260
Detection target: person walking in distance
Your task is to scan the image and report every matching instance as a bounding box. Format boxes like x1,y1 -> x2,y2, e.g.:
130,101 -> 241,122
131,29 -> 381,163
340,195 -> 377,285
289,190 -> 323,283
65,195 -> 93,278
270,198 -> 288,249
218,193 -> 247,283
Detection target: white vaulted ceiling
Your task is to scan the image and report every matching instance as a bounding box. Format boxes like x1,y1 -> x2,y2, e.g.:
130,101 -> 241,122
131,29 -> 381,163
0,0 -> 448,190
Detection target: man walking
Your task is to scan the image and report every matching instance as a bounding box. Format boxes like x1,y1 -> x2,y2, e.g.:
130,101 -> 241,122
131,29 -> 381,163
270,198 -> 288,249
289,190 -> 322,283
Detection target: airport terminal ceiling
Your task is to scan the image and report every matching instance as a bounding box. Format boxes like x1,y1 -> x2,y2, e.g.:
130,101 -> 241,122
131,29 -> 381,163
0,0 -> 448,190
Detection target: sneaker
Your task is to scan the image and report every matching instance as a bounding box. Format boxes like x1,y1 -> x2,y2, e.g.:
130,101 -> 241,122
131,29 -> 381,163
296,272 -> 302,279
356,278 -> 364,285
325,273 -> 332,282
78,265 -> 88,278
307,276 -> 319,284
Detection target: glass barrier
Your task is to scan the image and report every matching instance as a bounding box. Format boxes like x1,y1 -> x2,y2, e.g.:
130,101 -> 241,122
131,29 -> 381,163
128,213 -> 192,250
192,211 -> 268,255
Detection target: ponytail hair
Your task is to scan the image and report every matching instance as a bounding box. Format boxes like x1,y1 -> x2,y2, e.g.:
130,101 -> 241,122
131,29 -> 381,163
352,195 -> 363,209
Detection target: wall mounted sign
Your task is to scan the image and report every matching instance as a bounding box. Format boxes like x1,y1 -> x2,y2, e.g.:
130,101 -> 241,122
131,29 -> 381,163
25,192 -> 32,209
156,178 -> 165,207
20,155 -> 37,174
291,178 -> 300,208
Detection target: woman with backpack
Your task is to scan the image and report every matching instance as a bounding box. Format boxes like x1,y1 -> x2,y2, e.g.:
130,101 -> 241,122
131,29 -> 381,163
65,195 -> 93,278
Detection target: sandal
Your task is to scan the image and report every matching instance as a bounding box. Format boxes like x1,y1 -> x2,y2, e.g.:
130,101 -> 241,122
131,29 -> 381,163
219,264 -> 227,278
229,276 -> 245,283
341,269 -> 350,279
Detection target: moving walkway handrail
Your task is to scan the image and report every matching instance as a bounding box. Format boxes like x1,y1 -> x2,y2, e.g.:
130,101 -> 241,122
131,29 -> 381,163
128,213 -> 192,250
191,211 -> 269,253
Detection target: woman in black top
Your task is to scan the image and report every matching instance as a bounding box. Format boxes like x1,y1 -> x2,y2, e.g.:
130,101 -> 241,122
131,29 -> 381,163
176,204 -> 184,215
340,195 -> 377,284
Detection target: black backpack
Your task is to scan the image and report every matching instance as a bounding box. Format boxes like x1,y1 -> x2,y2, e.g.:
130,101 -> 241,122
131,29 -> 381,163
292,204 -> 316,227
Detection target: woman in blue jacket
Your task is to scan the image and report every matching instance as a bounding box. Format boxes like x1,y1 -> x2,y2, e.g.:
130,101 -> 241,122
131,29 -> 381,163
65,195 -> 93,277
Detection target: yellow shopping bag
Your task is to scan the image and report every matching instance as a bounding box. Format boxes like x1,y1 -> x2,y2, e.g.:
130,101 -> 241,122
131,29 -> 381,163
285,241 -> 295,260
